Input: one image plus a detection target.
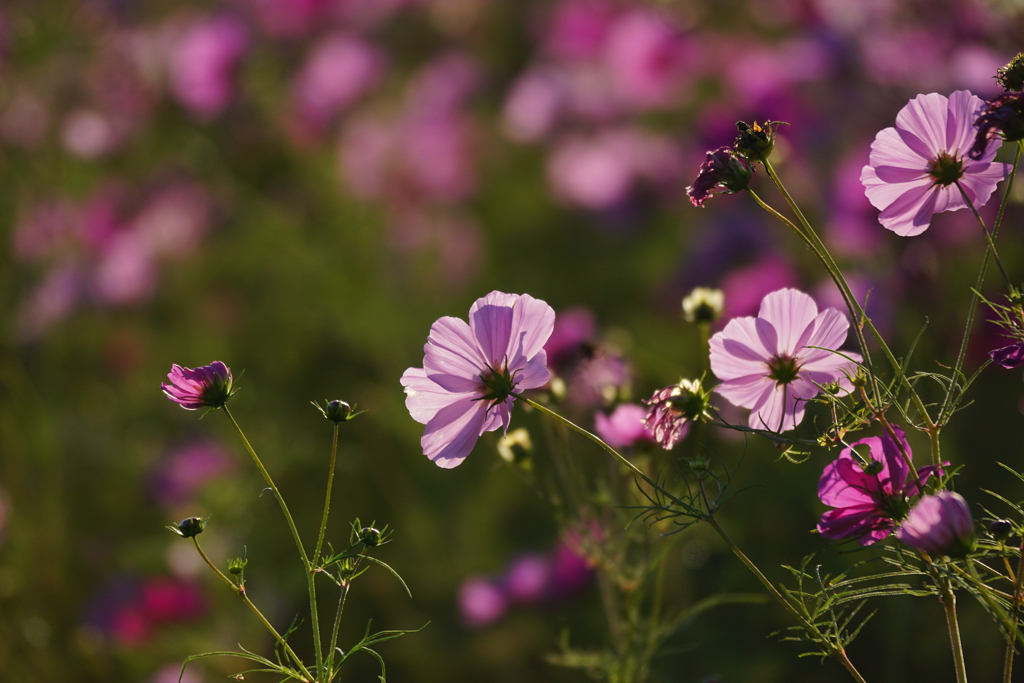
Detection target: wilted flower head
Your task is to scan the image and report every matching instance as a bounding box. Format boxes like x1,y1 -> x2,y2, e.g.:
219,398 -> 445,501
686,147 -> 753,208
861,90 -> 1011,236
401,291 -> 555,468
996,52 -> 1024,92
898,491 -> 975,557
641,378 -> 710,449
161,362 -> 235,410
818,426 -> 944,545
594,403 -> 655,449
681,287 -> 724,324
969,92 -> 1024,160
709,289 -> 861,432
733,120 -> 785,161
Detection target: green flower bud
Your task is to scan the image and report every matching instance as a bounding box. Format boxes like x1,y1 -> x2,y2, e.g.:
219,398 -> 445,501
997,52 -> 1024,92
681,287 -> 724,324
313,399 -> 365,423
168,516 -> 207,539
734,120 -> 787,162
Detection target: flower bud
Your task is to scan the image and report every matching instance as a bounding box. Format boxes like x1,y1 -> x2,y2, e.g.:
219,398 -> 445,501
168,516 -> 207,538
227,555 -> 248,576
681,287 -> 724,324
359,526 -> 383,547
897,491 -> 975,558
313,399 -> 364,423
997,52 -> 1024,92
733,120 -> 786,162
989,519 -> 1014,540
497,428 -> 533,466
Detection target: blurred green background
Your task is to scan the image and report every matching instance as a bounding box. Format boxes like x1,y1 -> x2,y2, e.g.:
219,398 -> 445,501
4,0 -> 1024,681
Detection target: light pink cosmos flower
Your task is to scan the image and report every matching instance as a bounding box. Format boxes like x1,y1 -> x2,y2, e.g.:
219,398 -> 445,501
860,90 -> 1012,236
401,292 -> 555,468
709,288 -> 861,432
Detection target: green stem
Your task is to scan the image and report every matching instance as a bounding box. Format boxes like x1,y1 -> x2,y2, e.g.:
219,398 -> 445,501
706,517 -> 867,683
929,562 -> 968,683
524,395 -> 866,683
192,538 -> 314,682
223,407 -> 324,680
1004,541 -> 1024,683
519,396 -> 687,509
315,425 -> 340,565
939,146 -> 1020,426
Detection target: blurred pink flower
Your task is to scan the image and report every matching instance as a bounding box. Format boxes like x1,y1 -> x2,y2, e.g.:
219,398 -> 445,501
0,91 -> 50,149
544,0 -> 618,62
459,577 -> 507,627
93,231 -> 157,305
502,67 -> 566,142
825,151 -> 885,256
861,90 -> 1011,236
710,288 -> 861,432
152,441 -> 237,506
544,306 -> 596,372
898,491 -> 975,556
16,266 -> 83,340
725,39 -> 829,105
169,16 -> 248,119
547,128 -> 682,209
140,577 -> 207,623
818,426 -> 943,545
401,292 -> 554,468
244,0 -> 332,39
719,256 -> 798,320
151,663 -> 203,683
567,350 -> 630,409
603,9 -> 690,108
291,34 -> 385,137
594,403 -> 655,448
61,109 -> 119,160
131,185 -> 212,258
504,554 -> 551,603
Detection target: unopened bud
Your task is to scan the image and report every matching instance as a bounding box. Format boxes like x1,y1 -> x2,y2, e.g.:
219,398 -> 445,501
168,516 -> 207,539
990,519 -> 1014,540
313,399 -> 364,423
682,287 -> 724,324
734,120 -> 786,162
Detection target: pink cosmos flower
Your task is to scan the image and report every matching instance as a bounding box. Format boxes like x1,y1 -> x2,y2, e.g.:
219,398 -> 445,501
860,90 -> 1012,236
709,288 -> 860,432
897,491 -> 975,557
817,426 -> 944,545
401,292 -> 555,468
168,17 -> 248,120
161,361 -> 235,410
594,403 -> 655,449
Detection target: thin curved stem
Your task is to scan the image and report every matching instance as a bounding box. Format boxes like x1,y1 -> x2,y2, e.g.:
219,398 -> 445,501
223,407 -> 324,679
192,538 -> 314,682
1004,540 -> 1024,683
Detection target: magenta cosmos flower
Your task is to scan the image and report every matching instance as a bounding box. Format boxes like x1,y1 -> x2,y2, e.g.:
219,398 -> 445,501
897,491 -> 975,557
817,426 -> 943,545
161,361 -> 235,410
594,403 -> 656,449
709,288 -> 860,432
401,291 -> 555,468
860,90 -> 1012,236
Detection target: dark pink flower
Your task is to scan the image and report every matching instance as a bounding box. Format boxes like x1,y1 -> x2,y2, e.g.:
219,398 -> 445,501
594,403 -> 655,449
401,292 -> 555,468
710,288 -> 861,432
686,146 -> 754,207
818,426 -> 943,545
897,491 -> 975,557
504,554 -> 551,603
861,90 -> 1012,236
161,361 -> 235,410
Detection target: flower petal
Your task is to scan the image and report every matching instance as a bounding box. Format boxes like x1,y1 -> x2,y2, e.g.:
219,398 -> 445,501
757,289 -> 818,356
421,396 -> 491,468
895,92 -> 948,157
507,293 -> 556,366
401,367 -> 472,425
469,291 -> 518,367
